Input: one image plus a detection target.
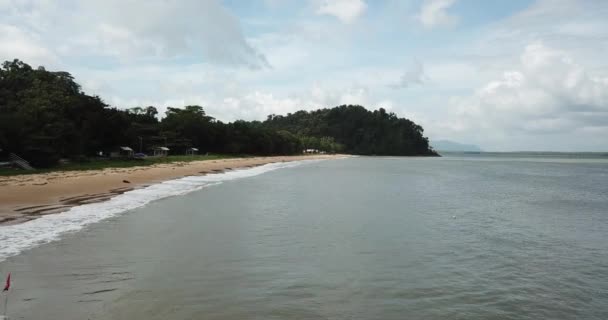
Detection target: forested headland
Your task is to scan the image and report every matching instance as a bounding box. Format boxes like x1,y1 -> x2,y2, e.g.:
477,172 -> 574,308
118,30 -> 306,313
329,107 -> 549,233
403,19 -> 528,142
0,59 -> 437,168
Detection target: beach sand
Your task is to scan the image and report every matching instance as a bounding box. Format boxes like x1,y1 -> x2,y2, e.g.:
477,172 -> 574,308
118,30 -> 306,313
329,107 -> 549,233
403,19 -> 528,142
0,155 -> 342,225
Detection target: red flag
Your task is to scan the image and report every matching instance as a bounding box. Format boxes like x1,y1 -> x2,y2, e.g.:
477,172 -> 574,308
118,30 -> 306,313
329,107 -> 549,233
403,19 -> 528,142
2,273 -> 10,292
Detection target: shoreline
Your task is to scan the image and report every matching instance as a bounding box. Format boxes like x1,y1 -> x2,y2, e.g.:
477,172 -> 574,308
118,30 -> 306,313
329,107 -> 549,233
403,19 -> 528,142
0,154 -> 343,225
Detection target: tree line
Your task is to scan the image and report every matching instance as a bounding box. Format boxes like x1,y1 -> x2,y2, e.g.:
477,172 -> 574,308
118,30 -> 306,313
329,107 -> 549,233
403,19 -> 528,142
0,59 -> 436,167
264,106 -> 436,156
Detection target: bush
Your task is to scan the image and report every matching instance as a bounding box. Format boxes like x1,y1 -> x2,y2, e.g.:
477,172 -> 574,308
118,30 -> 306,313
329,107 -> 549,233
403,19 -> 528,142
23,148 -> 60,168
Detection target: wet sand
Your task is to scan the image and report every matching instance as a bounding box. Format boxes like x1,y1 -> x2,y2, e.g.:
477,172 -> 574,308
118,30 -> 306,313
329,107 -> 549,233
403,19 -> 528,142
0,155 -> 341,225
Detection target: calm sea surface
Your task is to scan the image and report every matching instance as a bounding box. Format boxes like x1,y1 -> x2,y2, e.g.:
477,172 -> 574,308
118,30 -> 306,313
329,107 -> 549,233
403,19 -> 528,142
1,155 -> 608,319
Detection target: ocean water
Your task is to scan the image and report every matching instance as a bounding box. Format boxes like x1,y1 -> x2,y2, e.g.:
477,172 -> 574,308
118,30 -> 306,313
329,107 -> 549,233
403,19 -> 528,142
1,155 -> 608,319
0,160 -> 313,262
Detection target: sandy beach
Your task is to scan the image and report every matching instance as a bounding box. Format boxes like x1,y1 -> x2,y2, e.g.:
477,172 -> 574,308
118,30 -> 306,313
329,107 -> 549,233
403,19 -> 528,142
0,154 -> 342,225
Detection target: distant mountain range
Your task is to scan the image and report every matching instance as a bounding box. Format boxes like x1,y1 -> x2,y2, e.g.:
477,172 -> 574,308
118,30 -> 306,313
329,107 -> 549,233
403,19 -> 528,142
431,140 -> 482,152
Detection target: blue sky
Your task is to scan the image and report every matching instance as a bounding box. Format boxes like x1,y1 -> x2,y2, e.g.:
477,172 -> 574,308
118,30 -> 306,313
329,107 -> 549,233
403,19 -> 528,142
1,0 -> 608,151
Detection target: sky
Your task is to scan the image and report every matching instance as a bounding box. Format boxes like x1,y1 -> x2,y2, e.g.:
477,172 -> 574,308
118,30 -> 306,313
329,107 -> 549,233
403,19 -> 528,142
1,0 -> 608,151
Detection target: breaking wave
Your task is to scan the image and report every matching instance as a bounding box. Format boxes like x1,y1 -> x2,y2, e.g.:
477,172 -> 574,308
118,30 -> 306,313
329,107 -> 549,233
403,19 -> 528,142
0,159 -> 321,262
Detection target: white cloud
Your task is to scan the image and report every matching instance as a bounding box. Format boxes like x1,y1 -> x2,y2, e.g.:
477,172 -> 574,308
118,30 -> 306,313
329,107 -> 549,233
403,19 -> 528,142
96,78 -> 379,123
220,92 -> 303,120
453,42 -> 608,137
416,0 -> 608,150
390,60 -> 426,89
425,62 -> 483,89
3,0 -> 608,151
478,0 -> 608,63
418,0 -> 459,29
199,85 -> 371,122
0,24 -> 56,65
0,0 -> 269,69
315,0 -> 367,24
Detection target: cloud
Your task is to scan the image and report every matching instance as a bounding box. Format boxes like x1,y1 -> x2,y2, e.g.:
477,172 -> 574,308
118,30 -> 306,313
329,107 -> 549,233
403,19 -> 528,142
0,0 -> 269,69
418,0 -> 459,29
3,0 -> 608,151
478,0 -> 608,62
315,0 -> 367,24
414,0 -> 608,150
99,0 -> 270,68
96,77 -> 377,123
0,24 -> 56,65
454,42 -> 608,136
390,60 -> 426,89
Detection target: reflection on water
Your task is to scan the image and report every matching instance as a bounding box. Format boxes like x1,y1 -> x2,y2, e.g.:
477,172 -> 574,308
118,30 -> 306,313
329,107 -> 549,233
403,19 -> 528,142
2,156 -> 608,319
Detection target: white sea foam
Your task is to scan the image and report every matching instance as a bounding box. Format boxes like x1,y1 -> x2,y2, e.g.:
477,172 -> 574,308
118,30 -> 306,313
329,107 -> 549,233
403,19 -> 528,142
0,159 -> 322,262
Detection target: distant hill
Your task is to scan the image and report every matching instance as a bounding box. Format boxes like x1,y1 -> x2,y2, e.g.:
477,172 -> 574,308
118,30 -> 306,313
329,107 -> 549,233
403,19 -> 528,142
431,140 -> 482,152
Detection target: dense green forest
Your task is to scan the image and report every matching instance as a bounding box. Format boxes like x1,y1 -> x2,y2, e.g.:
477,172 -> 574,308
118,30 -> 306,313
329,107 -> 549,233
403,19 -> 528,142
264,107 -> 435,156
0,59 -> 436,167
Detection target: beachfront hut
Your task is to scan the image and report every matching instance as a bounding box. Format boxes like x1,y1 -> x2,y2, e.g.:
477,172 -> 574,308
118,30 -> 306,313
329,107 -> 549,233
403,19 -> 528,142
110,146 -> 134,158
186,147 -> 199,155
120,146 -> 134,157
303,148 -> 319,154
153,146 -> 170,157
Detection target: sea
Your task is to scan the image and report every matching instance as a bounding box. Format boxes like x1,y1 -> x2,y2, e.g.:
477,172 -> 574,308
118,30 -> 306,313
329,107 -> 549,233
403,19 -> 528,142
0,153 -> 607,319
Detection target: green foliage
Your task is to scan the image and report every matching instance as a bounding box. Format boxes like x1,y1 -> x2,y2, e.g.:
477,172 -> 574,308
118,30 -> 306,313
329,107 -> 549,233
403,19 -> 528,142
299,136 -> 343,153
265,106 -> 437,156
0,59 -> 123,157
0,59 -> 436,170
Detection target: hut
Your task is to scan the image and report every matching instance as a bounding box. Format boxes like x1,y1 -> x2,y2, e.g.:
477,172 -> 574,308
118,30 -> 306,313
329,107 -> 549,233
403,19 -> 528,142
186,147 -> 199,156
120,146 -> 134,157
110,146 -> 134,158
153,146 -> 170,157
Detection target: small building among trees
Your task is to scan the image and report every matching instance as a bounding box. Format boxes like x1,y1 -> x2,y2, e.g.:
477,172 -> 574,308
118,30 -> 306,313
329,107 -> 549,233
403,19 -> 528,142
186,147 -> 199,155
110,146 -> 134,158
120,146 -> 134,157
153,146 -> 170,157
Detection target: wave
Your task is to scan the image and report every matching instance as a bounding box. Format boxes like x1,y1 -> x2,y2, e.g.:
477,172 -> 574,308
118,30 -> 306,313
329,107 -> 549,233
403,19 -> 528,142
0,159 -> 321,262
